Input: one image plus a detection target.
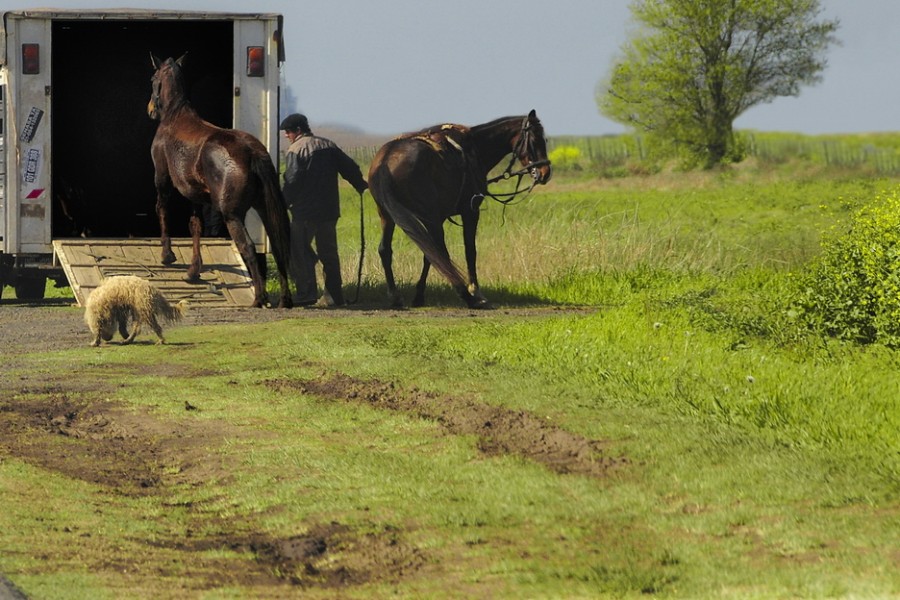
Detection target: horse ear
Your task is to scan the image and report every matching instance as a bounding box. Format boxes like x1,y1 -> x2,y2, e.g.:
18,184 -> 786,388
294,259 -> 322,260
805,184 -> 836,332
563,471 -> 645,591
175,53 -> 188,67
150,53 -> 162,70
528,109 -> 537,119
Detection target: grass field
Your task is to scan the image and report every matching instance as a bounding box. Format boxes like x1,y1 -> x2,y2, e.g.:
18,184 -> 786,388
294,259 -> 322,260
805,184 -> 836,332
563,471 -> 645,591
1,149 -> 898,598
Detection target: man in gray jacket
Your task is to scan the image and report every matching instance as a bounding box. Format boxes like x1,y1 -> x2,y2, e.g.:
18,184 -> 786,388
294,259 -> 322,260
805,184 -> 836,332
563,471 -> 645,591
280,113 -> 368,306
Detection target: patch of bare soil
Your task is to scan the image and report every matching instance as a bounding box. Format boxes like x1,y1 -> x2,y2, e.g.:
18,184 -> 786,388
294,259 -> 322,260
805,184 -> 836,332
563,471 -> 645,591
0,301 -> 299,355
269,373 -> 626,478
0,396 -> 172,493
160,522 -> 427,589
0,299 -> 590,354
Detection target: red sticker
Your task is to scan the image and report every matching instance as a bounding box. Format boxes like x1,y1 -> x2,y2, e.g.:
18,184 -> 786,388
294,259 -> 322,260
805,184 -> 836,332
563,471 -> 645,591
26,188 -> 44,199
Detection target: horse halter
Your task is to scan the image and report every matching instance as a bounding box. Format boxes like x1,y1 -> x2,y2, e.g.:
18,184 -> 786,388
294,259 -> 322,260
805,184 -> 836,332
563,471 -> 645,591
482,115 -> 551,205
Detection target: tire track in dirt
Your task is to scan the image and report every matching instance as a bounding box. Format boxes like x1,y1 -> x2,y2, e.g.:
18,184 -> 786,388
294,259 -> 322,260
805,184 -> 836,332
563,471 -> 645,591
268,372 -> 626,478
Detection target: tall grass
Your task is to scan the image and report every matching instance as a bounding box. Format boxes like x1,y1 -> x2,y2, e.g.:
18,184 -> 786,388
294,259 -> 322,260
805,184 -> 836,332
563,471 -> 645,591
332,171 -> 888,300
531,131 -> 900,176
325,168 -> 900,484
741,131 -> 900,173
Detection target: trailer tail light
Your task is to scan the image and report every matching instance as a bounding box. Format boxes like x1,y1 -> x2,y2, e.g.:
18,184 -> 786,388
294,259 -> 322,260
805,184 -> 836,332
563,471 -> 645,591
246,46 -> 264,77
22,44 -> 40,74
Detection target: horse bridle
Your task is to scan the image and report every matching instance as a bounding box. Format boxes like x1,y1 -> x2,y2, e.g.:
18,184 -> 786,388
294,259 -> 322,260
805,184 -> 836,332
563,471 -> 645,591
149,57 -> 186,118
150,78 -> 162,116
481,115 -> 551,205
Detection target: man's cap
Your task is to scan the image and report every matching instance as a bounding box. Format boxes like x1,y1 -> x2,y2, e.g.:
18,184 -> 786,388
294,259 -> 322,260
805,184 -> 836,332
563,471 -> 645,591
280,113 -> 309,132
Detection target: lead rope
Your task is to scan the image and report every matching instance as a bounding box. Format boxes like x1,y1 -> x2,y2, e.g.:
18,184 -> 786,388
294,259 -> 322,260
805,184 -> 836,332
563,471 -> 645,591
352,190 -> 366,304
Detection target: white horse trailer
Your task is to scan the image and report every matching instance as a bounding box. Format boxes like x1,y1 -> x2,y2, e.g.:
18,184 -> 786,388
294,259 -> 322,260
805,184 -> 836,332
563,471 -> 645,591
0,9 -> 284,303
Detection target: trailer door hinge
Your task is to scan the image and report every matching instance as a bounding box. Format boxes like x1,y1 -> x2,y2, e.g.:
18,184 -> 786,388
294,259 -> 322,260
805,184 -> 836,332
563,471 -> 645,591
45,85 -> 51,96
234,86 -> 241,97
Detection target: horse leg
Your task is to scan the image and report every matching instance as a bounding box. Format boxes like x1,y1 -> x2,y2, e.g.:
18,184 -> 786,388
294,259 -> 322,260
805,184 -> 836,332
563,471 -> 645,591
224,215 -> 268,308
424,220 -> 481,308
412,256 -> 430,307
462,211 -> 489,308
184,204 -> 204,283
257,205 -> 292,308
155,179 -> 177,265
246,161 -> 293,309
377,210 -> 404,308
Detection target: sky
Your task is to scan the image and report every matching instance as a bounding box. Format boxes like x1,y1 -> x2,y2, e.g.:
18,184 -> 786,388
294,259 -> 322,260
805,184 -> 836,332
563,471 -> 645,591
6,0 -> 899,136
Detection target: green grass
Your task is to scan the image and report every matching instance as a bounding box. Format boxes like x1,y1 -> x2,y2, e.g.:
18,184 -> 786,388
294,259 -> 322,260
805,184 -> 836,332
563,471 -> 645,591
2,163 -> 899,598
336,169 -> 890,302
2,310 -> 897,598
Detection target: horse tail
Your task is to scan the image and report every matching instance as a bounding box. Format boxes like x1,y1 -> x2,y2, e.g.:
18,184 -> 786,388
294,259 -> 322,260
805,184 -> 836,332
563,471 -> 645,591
369,158 -> 468,289
250,153 -> 292,275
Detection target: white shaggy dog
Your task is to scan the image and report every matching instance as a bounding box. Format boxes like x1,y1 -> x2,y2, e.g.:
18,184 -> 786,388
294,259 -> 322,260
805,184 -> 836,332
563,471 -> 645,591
84,275 -> 186,346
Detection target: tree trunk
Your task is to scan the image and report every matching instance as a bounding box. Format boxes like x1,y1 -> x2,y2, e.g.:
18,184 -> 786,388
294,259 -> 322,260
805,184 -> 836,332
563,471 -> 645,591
706,94 -> 734,167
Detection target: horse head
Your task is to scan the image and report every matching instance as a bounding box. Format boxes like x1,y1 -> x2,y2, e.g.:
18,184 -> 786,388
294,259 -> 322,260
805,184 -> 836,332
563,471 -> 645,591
147,53 -> 187,120
513,109 -> 552,185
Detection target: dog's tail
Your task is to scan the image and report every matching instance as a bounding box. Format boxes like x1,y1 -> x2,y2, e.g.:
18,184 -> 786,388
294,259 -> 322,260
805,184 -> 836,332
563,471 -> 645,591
157,296 -> 187,324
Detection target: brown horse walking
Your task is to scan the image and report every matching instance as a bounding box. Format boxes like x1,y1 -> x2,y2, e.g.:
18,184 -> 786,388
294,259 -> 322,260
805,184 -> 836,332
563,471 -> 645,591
368,110 -> 552,308
147,54 -> 292,308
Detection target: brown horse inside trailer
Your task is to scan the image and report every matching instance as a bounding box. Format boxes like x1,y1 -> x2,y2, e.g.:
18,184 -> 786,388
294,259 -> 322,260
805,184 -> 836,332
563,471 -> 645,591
147,54 -> 292,308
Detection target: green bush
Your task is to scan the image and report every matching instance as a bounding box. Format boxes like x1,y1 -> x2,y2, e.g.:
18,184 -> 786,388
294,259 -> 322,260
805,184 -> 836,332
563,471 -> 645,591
548,145 -> 582,170
795,187 -> 900,346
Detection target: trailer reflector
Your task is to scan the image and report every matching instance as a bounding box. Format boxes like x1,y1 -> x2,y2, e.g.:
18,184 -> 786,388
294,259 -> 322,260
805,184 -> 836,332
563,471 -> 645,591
246,46 -> 264,77
22,44 -> 40,74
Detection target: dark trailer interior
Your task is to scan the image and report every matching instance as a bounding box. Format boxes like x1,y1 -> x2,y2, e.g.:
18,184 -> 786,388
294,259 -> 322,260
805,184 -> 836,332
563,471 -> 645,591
51,18 -> 234,238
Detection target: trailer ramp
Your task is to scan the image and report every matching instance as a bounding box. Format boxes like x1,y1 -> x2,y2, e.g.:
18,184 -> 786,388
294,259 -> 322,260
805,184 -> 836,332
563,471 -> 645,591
53,239 -> 258,307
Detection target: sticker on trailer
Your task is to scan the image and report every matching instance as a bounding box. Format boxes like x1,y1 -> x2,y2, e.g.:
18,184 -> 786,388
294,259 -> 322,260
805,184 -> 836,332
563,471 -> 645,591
22,146 -> 41,183
21,146 -> 44,198
19,107 -> 44,143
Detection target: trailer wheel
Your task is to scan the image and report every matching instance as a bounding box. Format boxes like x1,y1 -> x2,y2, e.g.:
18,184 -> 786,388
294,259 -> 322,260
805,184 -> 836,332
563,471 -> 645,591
15,276 -> 47,300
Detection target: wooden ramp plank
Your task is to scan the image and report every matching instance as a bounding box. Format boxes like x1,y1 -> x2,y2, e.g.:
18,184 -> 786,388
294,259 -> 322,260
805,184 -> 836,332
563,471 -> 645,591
53,238 -> 258,307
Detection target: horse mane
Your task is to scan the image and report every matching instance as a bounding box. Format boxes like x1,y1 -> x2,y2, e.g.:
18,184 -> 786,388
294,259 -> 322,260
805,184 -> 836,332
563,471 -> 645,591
156,57 -> 191,115
470,113 -> 544,137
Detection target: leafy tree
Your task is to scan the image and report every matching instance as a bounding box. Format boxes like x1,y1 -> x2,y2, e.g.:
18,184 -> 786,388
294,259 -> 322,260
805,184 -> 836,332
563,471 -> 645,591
598,0 -> 839,167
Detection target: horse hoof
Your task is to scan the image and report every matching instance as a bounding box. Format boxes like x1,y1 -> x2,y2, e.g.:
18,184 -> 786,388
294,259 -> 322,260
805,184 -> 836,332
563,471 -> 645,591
161,252 -> 177,265
182,274 -> 202,284
467,297 -> 492,310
